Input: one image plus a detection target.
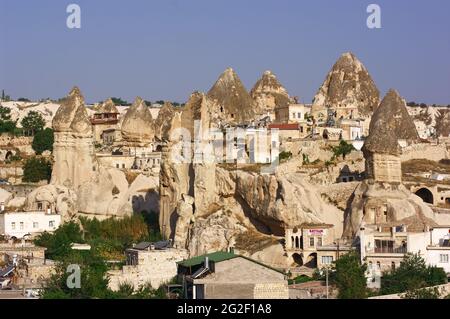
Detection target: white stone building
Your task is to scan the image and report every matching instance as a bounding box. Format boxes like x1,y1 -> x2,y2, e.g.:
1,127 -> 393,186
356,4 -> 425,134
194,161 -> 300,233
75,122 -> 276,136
0,210 -> 61,239
275,104 -> 311,124
361,225 -> 450,288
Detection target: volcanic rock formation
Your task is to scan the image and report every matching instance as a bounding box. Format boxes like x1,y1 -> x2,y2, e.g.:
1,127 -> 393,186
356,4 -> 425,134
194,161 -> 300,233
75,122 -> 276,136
51,87 -> 96,189
121,97 -> 154,146
207,68 -> 256,125
250,70 -> 292,116
368,89 -> 419,143
312,52 -> 380,119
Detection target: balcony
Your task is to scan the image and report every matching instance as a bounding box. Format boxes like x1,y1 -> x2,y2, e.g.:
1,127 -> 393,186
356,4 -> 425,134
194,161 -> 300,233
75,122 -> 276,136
374,246 -> 407,254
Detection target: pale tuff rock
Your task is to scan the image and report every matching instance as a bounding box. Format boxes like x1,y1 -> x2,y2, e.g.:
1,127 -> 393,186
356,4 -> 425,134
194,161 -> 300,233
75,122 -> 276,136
159,160 -> 192,239
173,194 -> 194,249
153,102 -> 177,142
235,171 -> 344,237
121,97 -> 154,145
81,168 -> 157,219
51,87 -> 96,189
180,92 -> 213,137
52,86 -> 86,132
312,52 -> 380,118
368,89 -> 419,143
250,70 -> 292,115
0,188 -> 13,205
187,198 -> 251,257
94,98 -> 119,114
77,166 -> 132,218
362,124 -> 401,156
343,182 -> 437,238
24,185 -> 78,221
207,68 -> 256,124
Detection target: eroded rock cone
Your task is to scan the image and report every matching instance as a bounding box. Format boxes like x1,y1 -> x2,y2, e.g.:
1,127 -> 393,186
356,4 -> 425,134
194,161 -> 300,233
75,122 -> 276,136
312,52 -> 380,118
369,89 -> 419,142
207,67 -> 256,124
121,97 -> 154,145
251,70 -> 292,116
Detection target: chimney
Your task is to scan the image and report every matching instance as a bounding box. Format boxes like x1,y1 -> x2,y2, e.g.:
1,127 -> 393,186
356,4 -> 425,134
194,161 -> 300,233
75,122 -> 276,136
205,257 -> 209,269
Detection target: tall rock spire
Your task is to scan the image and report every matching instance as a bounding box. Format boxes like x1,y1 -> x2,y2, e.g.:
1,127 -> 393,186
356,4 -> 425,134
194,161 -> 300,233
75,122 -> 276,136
207,67 -> 255,124
121,97 -> 154,145
312,52 -> 380,119
251,70 -> 292,116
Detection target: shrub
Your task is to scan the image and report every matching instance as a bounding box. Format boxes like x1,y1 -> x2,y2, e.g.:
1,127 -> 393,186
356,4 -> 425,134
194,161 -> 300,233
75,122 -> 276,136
22,157 -> 52,183
21,110 -> 45,136
32,128 -> 54,155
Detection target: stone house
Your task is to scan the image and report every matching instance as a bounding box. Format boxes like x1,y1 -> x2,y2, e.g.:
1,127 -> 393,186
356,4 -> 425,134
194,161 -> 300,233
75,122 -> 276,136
285,224 -> 351,270
108,241 -> 188,291
178,251 -> 288,299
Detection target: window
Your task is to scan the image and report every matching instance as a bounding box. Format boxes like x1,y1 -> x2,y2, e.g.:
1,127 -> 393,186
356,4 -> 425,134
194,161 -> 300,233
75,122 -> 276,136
116,164 -> 119,168
322,256 -> 333,265
317,237 -> 323,247
292,112 -> 296,118
49,220 -> 55,228
440,254 -> 449,263
37,202 -> 43,211
298,112 -> 301,119
11,222 -> 16,230
122,164 -> 125,169
33,222 -> 39,229
391,262 -> 396,270
20,222 -> 24,230
376,261 -> 381,269
309,237 -> 315,247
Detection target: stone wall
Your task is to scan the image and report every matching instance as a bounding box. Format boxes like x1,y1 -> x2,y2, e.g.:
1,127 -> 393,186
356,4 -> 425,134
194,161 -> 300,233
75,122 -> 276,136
401,143 -> 449,162
0,135 -> 34,156
366,153 -> 402,183
108,248 -> 188,291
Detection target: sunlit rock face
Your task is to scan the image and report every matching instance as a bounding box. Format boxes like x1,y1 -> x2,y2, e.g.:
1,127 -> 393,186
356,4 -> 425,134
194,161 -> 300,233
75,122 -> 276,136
207,67 -> 256,125
250,70 -> 292,116
121,97 -> 154,146
312,52 -> 380,120
51,87 -> 96,189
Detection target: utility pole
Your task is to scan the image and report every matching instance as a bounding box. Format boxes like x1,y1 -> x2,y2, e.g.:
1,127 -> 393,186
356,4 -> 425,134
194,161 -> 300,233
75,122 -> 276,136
325,266 -> 329,299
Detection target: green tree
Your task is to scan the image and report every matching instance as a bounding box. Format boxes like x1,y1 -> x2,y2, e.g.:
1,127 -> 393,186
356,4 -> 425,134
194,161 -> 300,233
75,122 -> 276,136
381,253 -> 447,295
0,105 -> 17,134
402,286 -> 443,299
22,157 -> 52,183
333,251 -> 367,299
332,140 -> 355,160
40,250 -> 111,299
32,128 -> 54,154
111,97 -> 130,106
21,111 -> 45,136
34,222 -> 84,260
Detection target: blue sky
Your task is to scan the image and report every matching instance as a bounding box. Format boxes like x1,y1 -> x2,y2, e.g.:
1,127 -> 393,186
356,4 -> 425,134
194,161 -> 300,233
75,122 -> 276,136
0,0 -> 449,104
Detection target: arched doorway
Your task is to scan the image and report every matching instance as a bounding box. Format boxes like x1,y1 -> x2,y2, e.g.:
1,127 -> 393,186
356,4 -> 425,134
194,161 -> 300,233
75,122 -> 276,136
292,253 -> 303,267
305,253 -> 317,268
415,188 -> 434,204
